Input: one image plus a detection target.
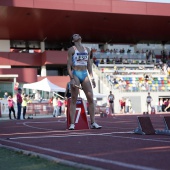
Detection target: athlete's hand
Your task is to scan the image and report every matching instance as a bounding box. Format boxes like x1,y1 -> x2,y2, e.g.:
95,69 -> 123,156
91,79 -> 96,88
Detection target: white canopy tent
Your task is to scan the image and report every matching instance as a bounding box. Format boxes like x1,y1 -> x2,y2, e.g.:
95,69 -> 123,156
23,78 -> 66,92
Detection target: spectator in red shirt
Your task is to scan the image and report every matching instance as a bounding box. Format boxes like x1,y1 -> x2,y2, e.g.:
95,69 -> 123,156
14,82 -> 19,91
57,97 -> 63,116
17,88 -> 23,119
119,98 -> 125,113
7,95 -> 16,119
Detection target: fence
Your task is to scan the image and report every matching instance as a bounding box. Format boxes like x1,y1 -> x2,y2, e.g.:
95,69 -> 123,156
26,103 -> 53,115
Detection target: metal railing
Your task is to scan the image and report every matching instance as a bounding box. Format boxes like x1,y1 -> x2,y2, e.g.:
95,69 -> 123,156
93,52 -> 146,60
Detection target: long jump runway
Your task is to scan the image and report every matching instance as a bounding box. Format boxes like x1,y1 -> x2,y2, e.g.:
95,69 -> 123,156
0,114 -> 170,170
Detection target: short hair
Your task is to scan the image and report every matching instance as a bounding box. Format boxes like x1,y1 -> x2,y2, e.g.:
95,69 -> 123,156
18,88 -> 22,91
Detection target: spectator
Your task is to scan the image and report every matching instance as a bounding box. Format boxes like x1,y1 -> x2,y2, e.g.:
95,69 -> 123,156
52,96 -> 57,117
144,73 -> 149,82
119,98 -> 125,113
35,91 -> 41,100
146,92 -> 152,113
100,58 -> 104,64
164,99 -> 170,112
96,59 -> 100,67
4,92 -> 8,99
127,49 -> 131,53
16,88 -> 22,120
112,78 -> 118,85
57,97 -> 63,116
162,99 -> 168,112
158,98 -> 163,112
108,91 -> 115,114
93,56 -> 96,64
166,61 -> 170,76
125,98 -> 130,113
106,57 -> 110,64
7,95 -> 16,120
49,97 -> 53,104
14,82 -> 19,92
22,94 -> 29,119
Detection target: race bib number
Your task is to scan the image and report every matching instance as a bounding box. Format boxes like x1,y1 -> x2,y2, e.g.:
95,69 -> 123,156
75,108 -> 81,123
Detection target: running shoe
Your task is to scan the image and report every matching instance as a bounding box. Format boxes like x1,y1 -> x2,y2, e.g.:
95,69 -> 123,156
69,124 -> 75,130
90,122 -> 102,129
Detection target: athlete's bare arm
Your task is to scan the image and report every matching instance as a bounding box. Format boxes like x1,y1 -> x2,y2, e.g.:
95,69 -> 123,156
67,47 -> 74,79
86,47 -> 96,88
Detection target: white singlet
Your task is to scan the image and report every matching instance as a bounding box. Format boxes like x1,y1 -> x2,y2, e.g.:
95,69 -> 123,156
72,46 -> 88,66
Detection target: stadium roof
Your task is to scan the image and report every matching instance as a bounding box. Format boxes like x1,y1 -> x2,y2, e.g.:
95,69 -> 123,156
0,0 -> 170,45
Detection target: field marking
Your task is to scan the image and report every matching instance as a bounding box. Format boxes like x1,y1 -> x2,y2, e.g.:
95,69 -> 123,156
16,120 -> 134,131
8,131 -> 170,143
16,120 -> 66,125
16,120 -> 66,131
0,138 -> 160,170
8,131 -> 132,140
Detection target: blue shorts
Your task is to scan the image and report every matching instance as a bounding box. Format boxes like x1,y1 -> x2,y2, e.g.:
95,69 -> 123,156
73,70 -> 88,83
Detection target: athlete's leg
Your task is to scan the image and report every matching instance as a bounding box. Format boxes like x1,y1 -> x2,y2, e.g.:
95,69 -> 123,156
70,76 -> 80,124
109,103 -> 112,114
150,103 -> 152,111
112,103 -> 114,113
147,103 -> 149,112
81,77 -> 95,123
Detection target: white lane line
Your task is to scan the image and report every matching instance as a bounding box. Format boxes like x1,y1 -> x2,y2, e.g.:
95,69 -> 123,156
8,131 -> 170,143
16,120 -> 65,124
22,122 -> 53,131
0,138 -> 160,170
8,131 -> 132,140
16,120 -> 66,131
16,120 -> 134,131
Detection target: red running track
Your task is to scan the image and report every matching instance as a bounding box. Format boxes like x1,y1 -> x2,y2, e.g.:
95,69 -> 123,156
0,114 -> 170,170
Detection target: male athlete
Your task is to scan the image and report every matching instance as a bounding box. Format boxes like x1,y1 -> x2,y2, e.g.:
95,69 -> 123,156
146,92 -> 152,113
108,91 -> 115,114
67,34 -> 102,130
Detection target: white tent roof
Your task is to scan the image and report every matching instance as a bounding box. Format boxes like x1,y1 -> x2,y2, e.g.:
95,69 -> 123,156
23,78 -> 66,92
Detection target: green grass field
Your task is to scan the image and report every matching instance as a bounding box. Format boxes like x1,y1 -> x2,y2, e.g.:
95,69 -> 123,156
0,147 -> 85,170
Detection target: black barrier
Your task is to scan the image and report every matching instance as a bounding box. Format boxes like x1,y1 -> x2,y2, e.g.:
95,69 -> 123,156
134,116 -> 155,135
163,116 -> 170,130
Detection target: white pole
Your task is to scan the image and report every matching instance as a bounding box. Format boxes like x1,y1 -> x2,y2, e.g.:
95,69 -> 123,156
53,92 -> 64,99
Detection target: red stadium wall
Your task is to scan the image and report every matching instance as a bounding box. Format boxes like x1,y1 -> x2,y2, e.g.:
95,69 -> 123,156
1,0 -> 170,17
0,68 -> 37,83
42,51 -> 67,65
0,52 -> 41,66
0,51 -> 68,84
0,51 -> 67,66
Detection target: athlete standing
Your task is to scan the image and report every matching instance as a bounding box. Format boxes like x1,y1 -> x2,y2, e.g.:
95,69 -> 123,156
67,34 -> 102,130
